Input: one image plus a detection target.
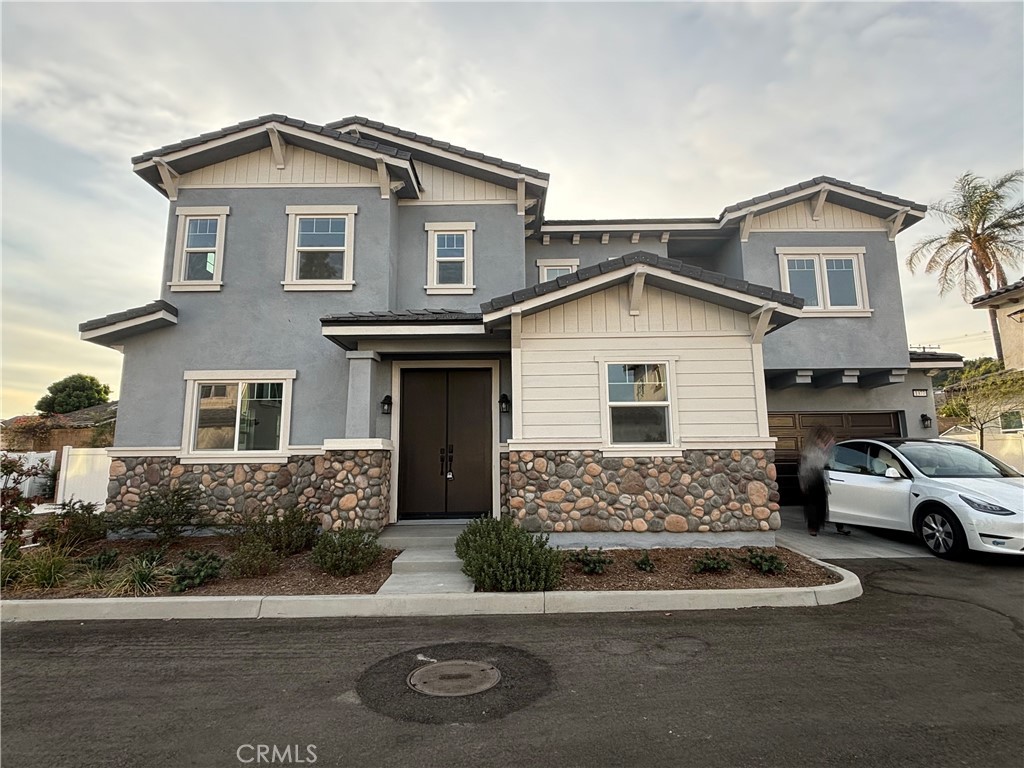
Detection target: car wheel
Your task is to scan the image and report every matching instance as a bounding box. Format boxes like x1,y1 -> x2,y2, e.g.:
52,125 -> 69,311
916,507 -> 967,559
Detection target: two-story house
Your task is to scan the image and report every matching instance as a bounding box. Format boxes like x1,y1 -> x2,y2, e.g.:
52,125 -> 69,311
80,115 -> 942,539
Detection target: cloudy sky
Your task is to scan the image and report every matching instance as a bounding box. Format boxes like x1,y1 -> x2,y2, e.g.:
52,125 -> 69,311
2,2 -> 1022,418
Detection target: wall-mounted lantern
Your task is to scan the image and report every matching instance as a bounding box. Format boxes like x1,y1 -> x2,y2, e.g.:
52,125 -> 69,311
381,395 -> 393,415
498,393 -> 512,414
920,413 -> 933,429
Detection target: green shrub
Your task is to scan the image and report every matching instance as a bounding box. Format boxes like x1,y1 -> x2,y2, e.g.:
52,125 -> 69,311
634,551 -> 656,572
78,567 -> 111,590
227,536 -> 280,578
21,546 -> 73,589
568,546 -> 613,575
1,546 -> 23,588
1,452 -> 49,541
744,549 -> 787,575
55,499 -> 108,544
244,507 -> 318,556
81,548 -> 120,571
109,555 -> 173,596
455,517 -> 564,592
693,552 -> 733,574
108,486 -> 212,542
311,529 -> 382,577
170,550 -> 223,593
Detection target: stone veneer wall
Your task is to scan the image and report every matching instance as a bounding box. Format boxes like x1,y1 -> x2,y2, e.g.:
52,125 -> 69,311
107,450 -> 391,531
500,450 -> 779,534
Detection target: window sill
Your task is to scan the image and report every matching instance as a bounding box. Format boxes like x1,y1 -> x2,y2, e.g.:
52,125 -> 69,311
168,281 -> 223,292
425,286 -> 476,295
801,309 -> 873,317
179,451 -> 291,464
282,281 -> 355,292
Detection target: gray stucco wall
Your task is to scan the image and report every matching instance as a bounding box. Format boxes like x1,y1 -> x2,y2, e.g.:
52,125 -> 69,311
742,231 -> 911,370
766,372 -> 939,439
704,233 -> 743,279
396,203 -> 525,311
524,237 -> 668,287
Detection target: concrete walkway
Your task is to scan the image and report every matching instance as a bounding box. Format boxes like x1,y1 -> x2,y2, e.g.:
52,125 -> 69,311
775,506 -> 931,559
377,523 -> 475,594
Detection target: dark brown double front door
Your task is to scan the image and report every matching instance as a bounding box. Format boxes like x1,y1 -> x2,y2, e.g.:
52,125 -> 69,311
398,368 -> 492,520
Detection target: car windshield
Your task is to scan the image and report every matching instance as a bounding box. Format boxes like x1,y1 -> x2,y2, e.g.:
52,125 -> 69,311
895,442 -> 1022,479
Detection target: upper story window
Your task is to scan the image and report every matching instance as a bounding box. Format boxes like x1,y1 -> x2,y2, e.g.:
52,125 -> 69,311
283,205 -> 357,291
603,362 -> 673,446
169,206 -> 229,292
1000,410 -> 1023,433
425,222 -> 476,295
182,369 -> 296,459
777,246 -> 872,317
536,258 -> 579,282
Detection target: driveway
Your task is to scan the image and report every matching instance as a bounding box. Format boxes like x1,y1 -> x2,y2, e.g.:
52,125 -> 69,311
2,556 -> 1022,768
776,505 -> 934,559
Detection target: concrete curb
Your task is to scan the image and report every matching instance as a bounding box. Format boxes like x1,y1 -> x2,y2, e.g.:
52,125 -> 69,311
1,563 -> 860,622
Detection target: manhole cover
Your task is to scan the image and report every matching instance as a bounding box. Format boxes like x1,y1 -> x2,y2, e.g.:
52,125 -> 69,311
407,660 -> 501,697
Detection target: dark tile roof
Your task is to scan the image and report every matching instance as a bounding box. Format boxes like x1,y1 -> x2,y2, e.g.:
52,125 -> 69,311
971,277 -> 1024,306
1,401 -> 118,429
321,309 -> 483,325
480,251 -> 804,313
132,114 -> 413,164
720,176 -> 927,216
327,116 -> 550,180
79,300 -> 178,333
909,350 -> 964,363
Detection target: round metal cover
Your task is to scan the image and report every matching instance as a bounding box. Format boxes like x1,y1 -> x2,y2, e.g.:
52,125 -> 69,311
406,660 -> 501,697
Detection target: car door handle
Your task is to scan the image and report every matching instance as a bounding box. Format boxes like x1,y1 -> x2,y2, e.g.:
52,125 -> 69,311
831,477 -> 846,483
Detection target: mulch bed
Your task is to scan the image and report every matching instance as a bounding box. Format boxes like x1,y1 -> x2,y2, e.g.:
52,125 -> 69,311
557,547 -> 839,591
1,536 -> 399,600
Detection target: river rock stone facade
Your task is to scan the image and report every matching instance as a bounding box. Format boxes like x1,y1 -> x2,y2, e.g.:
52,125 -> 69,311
500,449 -> 780,534
106,450 -> 391,531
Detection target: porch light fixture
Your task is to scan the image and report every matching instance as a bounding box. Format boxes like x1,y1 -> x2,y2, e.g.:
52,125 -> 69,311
920,413 -> 933,429
498,393 -> 511,414
380,395 -> 393,415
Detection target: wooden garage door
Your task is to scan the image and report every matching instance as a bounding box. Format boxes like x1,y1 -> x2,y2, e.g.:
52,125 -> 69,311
770,411 -> 903,503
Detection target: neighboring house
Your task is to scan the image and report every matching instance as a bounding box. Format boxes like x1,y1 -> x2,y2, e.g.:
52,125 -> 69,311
972,278 -> 1024,372
0,401 -> 117,455
79,114 -> 946,536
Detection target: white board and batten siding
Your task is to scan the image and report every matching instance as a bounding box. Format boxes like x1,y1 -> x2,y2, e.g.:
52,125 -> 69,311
750,201 -> 885,231
517,284 -> 767,447
413,161 -> 518,203
178,146 -> 379,187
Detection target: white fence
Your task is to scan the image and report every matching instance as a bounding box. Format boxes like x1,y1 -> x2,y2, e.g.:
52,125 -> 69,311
1,450 -> 56,499
56,447 -> 110,507
941,430 -> 1024,472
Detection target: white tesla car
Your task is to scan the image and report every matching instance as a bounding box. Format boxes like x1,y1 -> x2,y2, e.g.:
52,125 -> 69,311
827,438 -> 1024,558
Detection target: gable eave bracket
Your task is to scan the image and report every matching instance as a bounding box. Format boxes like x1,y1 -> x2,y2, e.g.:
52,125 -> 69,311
375,157 -> 390,200
266,125 -> 287,170
517,176 -> 527,216
810,188 -> 828,221
153,159 -> 180,201
887,208 -> 909,241
748,302 -> 776,343
629,267 -> 647,316
739,212 -> 754,242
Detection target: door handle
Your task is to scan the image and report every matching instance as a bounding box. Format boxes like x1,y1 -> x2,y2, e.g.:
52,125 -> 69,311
831,477 -> 846,483
439,447 -> 446,476
446,444 -> 454,480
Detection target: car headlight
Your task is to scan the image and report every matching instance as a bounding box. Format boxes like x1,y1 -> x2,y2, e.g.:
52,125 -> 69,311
958,494 -> 1015,515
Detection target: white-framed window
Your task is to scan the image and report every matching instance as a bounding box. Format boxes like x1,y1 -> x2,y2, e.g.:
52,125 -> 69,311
777,247 -> 872,316
425,222 -> 475,294
536,258 -> 579,282
283,205 -> 357,291
169,206 -> 229,292
181,370 -> 296,459
600,361 -> 674,446
999,410 -> 1023,433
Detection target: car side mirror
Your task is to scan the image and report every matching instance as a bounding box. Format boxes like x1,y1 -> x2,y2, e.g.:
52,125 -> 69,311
884,467 -> 902,479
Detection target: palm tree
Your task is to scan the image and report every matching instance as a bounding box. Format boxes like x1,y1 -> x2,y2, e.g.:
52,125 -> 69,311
907,170 -> 1023,362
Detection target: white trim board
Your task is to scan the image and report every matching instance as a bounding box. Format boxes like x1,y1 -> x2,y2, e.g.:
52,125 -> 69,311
80,310 -> 178,343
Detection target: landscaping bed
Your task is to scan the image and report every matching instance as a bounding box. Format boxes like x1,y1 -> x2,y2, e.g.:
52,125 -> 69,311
556,546 -> 839,591
1,537 -> 399,600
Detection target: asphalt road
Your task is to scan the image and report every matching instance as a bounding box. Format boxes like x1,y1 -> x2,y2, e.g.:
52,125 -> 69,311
2,555 -> 1022,768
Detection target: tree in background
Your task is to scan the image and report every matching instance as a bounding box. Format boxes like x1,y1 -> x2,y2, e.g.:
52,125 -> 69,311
907,170 -> 1023,363
35,374 -> 111,415
931,357 -> 1003,390
940,369 -> 1024,451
